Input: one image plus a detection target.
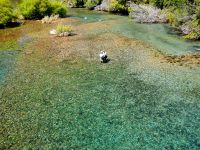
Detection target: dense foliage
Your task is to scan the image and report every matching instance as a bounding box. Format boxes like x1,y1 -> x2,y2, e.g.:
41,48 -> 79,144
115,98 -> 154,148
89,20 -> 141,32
19,0 -> 67,19
67,0 -> 86,7
49,0 -> 200,39
85,0 -> 101,9
109,0 -> 127,14
1,0 -> 199,39
130,0 -> 200,39
0,0 -> 16,27
51,1 -> 67,17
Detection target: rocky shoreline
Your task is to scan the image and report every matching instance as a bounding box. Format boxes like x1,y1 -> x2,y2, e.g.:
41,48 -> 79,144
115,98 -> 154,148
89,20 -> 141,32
94,1 -> 199,40
94,0 -> 109,11
128,3 -> 167,23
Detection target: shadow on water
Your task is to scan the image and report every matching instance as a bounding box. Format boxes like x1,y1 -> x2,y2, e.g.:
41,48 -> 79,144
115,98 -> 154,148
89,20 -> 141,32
69,33 -> 78,36
101,58 -> 111,63
0,22 -> 21,29
164,25 -> 182,36
188,45 -> 200,52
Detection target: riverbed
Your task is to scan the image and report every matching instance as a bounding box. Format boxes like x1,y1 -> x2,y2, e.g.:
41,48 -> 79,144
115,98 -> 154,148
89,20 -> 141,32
0,9 -> 200,149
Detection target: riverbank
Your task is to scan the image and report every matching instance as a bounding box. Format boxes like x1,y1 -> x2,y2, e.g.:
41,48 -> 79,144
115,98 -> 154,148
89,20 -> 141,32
93,1 -> 200,40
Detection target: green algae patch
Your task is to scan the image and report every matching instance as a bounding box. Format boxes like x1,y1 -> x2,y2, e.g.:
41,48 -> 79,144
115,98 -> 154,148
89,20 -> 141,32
0,40 -> 19,51
0,21 -> 47,51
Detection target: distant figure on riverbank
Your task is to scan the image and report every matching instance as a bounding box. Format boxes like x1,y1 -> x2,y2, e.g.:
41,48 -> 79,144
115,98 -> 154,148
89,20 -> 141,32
99,50 -> 108,63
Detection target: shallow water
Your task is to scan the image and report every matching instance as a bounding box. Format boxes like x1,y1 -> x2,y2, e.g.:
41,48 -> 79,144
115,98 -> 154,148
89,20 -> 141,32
1,9 -> 200,149
0,50 -> 18,83
69,8 -> 200,55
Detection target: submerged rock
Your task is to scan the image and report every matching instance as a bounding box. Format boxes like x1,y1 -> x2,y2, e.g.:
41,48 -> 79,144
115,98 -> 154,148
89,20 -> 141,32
129,3 -> 167,23
180,20 -> 200,40
50,29 -> 57,35
59,33 -> 64,37
63,32 -> 70,36
57,32 -> 71,37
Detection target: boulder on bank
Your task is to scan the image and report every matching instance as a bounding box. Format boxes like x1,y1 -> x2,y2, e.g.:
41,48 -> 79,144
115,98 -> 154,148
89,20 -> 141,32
129,3 -> 167,23
94,0 -> 109,11
181,22 -> 200,40
181,25 -> 191,35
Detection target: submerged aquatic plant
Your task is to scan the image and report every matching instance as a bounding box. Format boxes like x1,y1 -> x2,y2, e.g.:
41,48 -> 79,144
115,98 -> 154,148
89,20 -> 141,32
56,25 -> 73,36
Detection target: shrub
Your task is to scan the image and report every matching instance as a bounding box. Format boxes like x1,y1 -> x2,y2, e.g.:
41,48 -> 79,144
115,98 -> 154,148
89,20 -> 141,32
149,0 -> 164,9
56,25 -> 73,34
183,19 -> 200,40
149,0 -> 187,9
109,0 -> 127,14
165,8 -> 187,27
20,0 -> 52,19
51,1 -> 67,17
195,6 -> 200,22
85,0 -> 100,9
128,7 -> 133,13
19,0 -> 67,19
183,31 -> 200,40
0,0 -> 16,27
67,0 -> 85,7
166,11 -> 176,25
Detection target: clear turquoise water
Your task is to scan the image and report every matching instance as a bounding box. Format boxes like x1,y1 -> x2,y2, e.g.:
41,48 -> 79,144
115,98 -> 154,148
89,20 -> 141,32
0,33 -> 31,83
0,50 -> 18,83
69,8 -> 200,55
1,8 -> 200,149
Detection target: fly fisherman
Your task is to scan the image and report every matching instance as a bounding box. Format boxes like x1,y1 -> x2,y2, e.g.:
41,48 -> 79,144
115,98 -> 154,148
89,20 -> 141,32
99,51 -> 107,63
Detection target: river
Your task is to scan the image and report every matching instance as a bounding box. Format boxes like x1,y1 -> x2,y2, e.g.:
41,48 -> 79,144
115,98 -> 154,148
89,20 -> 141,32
0,8 -> 200,149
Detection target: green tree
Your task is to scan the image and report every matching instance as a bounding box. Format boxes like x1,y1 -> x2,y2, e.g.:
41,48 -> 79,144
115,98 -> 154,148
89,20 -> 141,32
85,0 -> 100,9
20,0 -> 52,19
20,0 -> 67,19
0,0 -> 16,27
51,1 -> 67,17
109,0 -> 128,14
